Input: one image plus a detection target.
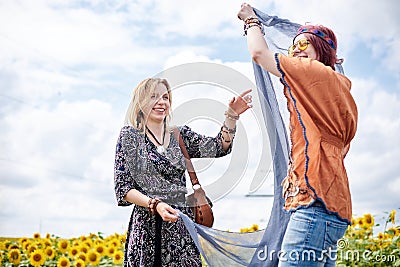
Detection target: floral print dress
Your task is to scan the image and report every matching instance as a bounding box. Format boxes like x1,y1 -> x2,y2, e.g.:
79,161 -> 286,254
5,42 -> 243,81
114,125 -> 229,267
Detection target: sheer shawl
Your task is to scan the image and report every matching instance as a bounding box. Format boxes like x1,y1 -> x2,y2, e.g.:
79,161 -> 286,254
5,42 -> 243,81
179,8 -> 344,266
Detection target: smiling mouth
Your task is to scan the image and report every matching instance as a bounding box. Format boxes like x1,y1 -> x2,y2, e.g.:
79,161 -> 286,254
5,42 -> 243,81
153,108 -> 165,112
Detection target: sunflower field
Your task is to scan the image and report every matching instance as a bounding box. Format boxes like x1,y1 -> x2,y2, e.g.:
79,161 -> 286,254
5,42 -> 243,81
336,210 -> 400,266
0,210 -> 399,266
0,232 -> 125,267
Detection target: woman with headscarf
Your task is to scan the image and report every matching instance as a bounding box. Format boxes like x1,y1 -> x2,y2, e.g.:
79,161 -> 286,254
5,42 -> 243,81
238,3 -> 358,266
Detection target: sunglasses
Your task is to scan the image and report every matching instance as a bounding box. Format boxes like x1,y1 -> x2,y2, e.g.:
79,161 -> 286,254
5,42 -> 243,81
288,38 -> 310,57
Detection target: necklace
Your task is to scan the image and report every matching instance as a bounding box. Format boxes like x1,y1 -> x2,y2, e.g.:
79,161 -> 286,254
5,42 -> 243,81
146,124 -> 166,154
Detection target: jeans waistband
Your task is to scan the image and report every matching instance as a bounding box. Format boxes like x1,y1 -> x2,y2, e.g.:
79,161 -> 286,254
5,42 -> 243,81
312,200 -> 324,207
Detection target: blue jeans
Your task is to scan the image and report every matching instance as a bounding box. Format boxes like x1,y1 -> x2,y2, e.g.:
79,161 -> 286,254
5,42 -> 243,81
278,205 -> 349,267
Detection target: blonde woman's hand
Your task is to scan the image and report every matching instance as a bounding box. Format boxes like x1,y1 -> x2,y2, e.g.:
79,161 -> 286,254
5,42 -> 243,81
156,202 -> 179,223
228,89 -> 253,116
237,2 -> 256,21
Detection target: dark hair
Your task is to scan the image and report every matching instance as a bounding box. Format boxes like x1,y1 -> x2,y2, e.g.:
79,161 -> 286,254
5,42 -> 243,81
297,25 -> 338,70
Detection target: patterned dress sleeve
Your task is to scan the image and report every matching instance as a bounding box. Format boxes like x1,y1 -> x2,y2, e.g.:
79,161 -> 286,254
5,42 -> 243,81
114,127 -> 137,206
179,125 -> 231,159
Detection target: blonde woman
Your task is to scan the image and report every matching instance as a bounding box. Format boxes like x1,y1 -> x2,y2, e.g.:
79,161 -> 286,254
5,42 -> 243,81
114,78 -> 252,266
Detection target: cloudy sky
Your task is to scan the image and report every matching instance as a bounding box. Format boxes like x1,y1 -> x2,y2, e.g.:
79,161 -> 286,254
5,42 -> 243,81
1,0 -> 399,238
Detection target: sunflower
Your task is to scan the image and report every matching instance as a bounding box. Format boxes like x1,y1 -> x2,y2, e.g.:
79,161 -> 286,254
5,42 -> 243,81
21,241 -> 29,252
58,239 -> 70,253
79,245 -> 90,254
69,246 -> 80,258
33,233 -> 41,239
77,252 -> 88,264
87,251 -> 101,266
111,233 -> 126,244
389,210 -> 396,224
251,224 -> 259,232
356,217 -> 364,227
111,238 -> 122,248
89,233 -> 98,239
377,232 -> 385,240
29,249 -> 46,267
35,240 -> 45,250
57,256 -> 71,267
19,237 -> 29,244
363,214 -> 374,229
28,244 -> 37,255
113,250 -> 124,265
93,239 -> 102,246
43,238 -> 52,248
119,234 -> 126,244
75,258 -> 86,267
106,246 -> 116,257
350,217 -> 356,227
94,243 -> 106,256
8,249 -> 22,265
83,240 -> 93,249
45,246 -> 56,259
395,227 -> 400,236
9,243 -> 19,250
377,232 -> 390,240
45,233 -> 51,239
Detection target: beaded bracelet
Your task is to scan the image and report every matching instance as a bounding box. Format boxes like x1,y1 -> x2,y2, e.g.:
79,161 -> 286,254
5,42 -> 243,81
245,18 -> 260,25
244,23 -> 265,36
222,122 -> 237,134
224,111 -> 239,121
244,16 -> 259,24
148,198 -> 161,215
243,16 -> 265,36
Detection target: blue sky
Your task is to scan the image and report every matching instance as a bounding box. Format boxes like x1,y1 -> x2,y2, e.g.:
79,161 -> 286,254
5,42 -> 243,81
0,0 -> 399,238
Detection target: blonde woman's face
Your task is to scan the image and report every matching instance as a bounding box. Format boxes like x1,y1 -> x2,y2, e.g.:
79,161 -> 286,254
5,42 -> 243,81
142,83 -> 170,124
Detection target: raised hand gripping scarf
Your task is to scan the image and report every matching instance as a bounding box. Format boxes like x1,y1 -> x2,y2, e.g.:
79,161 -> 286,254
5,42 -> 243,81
179,8 -> 345,267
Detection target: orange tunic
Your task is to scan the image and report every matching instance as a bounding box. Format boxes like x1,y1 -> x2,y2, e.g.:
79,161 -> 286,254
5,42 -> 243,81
277,54 -> 358,222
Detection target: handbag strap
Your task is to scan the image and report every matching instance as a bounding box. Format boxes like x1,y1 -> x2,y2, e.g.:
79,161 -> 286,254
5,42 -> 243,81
173,127 -> 200,187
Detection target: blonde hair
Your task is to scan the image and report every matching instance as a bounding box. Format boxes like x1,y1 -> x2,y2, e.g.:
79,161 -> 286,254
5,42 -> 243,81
124,78 -> 172,132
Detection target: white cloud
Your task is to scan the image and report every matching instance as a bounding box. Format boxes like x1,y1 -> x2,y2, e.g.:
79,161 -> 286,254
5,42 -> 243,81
346,77 -> 400,215
0,98 -> 122,236
272,0 -> 400,76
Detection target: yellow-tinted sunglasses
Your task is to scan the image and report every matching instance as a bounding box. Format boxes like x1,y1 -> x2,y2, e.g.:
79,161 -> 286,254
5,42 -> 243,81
288,38 -> 310,57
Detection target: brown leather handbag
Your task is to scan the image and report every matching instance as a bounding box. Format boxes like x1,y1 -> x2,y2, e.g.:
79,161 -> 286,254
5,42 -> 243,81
174,129 -> 214,227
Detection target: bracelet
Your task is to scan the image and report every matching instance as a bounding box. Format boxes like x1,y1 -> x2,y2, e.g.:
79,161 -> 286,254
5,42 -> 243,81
222,122 -> 237,134
244,16 -> 259,24
148,198 -> 161,215
220,127 -> 234,143
221,132 -> 232,143
244,23 -> 265,36
224,111 -> 239,120
243,16 -> 265,36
